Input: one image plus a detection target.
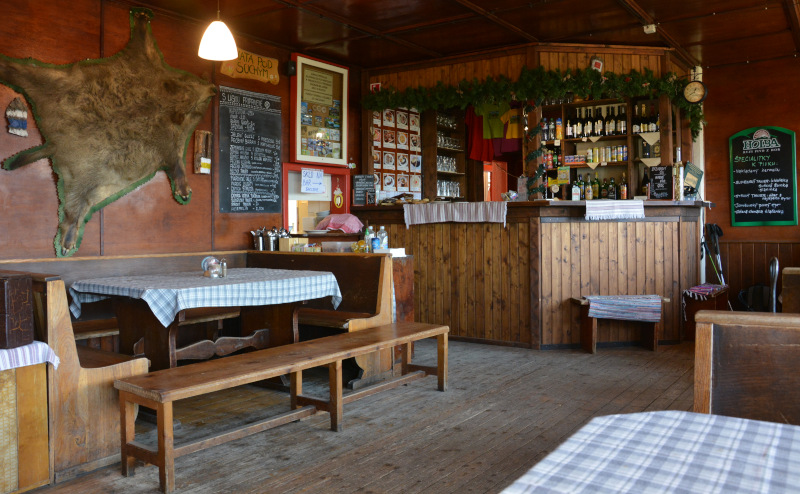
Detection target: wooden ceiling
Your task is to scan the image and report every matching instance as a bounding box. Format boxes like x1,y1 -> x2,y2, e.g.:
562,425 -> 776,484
140,0 -> 800,70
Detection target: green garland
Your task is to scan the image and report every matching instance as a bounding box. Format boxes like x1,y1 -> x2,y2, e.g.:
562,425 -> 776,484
363,66 -> 705,139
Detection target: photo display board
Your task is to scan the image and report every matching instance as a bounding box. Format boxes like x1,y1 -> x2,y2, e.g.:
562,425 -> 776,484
730,126 -> 797,226
219,86 -> 282,213
371,108 -> 423,199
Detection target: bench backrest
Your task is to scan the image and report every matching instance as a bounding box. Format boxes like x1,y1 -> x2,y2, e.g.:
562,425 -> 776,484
782,267 -> 800,313
247,251 -> 389,314
694,310 -> 800,425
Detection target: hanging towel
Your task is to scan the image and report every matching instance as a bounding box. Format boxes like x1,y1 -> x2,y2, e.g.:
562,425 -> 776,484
585,200 -> 645,221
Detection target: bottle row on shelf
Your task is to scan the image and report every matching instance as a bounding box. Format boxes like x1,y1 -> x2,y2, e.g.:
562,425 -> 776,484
548,172 -> 629,201
539,101 -> 661,141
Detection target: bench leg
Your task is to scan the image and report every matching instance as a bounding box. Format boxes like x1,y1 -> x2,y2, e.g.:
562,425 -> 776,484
579,306 -> 597,354
400,342 -> 411,375
328,360 -> 343,432
641,321 -> 660,352
120,391 -> 137,477
437,333 -> 448,392
157,402 -> 176,494
290,370 -> 302,409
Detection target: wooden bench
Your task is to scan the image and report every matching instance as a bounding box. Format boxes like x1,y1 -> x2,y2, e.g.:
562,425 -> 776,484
114,321 -> 449,493
571,296 -> 670,353
247,251 -> 394,386
782,267 -> 800,313
694,310 -> 800,424
28,274 -> 150,483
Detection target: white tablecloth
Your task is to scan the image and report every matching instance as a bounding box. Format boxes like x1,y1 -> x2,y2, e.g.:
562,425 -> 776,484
69,268 -> 342,327
502,410 -> 800,493
403,202 -> 507,228
0,340 -> 59,371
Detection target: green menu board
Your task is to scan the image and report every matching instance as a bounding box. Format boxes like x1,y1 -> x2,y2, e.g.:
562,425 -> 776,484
729,126 -> 797,226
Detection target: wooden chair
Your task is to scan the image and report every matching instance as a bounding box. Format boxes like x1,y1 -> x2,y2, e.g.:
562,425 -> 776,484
694,310 -> 800,425
30,275 -> 150,483
781,267 -> 800,313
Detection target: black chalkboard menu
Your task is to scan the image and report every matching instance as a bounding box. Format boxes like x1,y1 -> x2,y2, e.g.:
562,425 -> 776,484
218,86 -> 282,213
648,166 -> 673,200
730,126 -> 797,226
352,175 -> 376,206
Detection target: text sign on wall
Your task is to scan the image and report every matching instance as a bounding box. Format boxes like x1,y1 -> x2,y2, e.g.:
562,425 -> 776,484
649,166 -> 673,200
218,86 -> 282,213
730,126 -> 797,226
301,168 -> 325,194
352,175 -> 376,206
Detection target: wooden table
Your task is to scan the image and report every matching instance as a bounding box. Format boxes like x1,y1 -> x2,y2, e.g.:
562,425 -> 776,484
69,268 -> 342,370
502,410 -> 800,493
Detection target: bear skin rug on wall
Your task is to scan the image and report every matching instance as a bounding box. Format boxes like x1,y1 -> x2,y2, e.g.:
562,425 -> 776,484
0,8 -> 215,257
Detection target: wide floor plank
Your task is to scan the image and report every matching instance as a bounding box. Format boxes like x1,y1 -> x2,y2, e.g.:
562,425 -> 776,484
40,340 -> 694,493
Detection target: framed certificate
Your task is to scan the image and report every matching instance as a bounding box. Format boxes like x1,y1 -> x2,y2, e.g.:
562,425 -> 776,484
290,54 -> 348,166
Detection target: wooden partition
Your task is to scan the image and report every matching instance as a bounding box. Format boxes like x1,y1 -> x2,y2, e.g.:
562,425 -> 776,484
355,201 -> 702,349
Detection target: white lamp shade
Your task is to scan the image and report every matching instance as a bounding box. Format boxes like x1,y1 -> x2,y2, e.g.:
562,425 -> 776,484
198,20 -> 238,61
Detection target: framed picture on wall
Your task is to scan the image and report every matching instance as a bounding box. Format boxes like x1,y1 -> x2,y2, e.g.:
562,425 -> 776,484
290,54 -> 349,166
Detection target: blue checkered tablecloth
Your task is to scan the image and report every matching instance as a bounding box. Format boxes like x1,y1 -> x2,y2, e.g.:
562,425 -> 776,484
69,268 -> 342,327
502,410 -> 800,493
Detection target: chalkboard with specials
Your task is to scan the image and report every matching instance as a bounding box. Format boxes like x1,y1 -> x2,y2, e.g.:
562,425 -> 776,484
730,126 -> 797,226
218,86 -> 282,213
648,166 -> 673,200
352,175 -> 376,206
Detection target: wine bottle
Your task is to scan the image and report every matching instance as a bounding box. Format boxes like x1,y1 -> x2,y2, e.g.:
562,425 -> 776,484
600,178 -> 609,199
565,113 -> 573,138
592,173 -> 600,199
648,103 -> 658,132
631,104 -> 640,134
585,108 -> 594,137
608,177 -> 617,200
575,108 -> 584,138
594,107 -> 604,137
641,170 -> 650,196
620,173 -> 628,200
640,103 -> 648,132
617,105 -> 627,135
605,106 -> 616,136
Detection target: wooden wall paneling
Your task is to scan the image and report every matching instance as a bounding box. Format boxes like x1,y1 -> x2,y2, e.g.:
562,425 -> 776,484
541,223 -> 553,346
618,223 -> 632,341
662,221 -> 675,340
500,223 -> 510,343
473,223 -> 486,340
453,224 -> 465,340
559,223 -> 571,346
551,223 -> 563,345
607,223 -> 619,343
482,223 -> 493,341
569,223 -> 581,345
0,369 -> 18,493
524,219 -> 535,347
441,223 -> 452,332
465,223 -> 476,340
598,222 -> 610,343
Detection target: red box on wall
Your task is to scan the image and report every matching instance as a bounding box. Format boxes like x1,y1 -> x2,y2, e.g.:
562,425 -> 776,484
1,272 -> 34,349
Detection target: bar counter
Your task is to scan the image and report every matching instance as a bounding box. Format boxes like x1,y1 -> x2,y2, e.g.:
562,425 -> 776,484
354,200 -> 706,349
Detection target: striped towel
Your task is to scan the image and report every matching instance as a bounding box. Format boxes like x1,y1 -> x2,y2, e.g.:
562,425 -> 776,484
585,200 -> 645,221
403,201 -> 507,229
1,340 -> 60,371
585,295 -> 662,322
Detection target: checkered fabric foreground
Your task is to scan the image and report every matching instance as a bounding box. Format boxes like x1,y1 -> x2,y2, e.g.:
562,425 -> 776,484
69,268 -> 342,327
502,410 -> 800,493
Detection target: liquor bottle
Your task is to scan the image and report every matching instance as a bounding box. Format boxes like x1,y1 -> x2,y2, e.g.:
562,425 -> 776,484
620,173 -> 628,200
640,103 -> 648,132
594,107 -> 604,137
652,140 -> 661,158
617,105 -> 627,135
575,108 -> 584,138
592,173 -> 600,199
641,140 -> 651,158
565,114 -> 573,138
584,177 -> 593,200
641,170 -> 650,197
600,178 -> 609,199
608,177 -> 617,200
578,174 -> 585,200
631,104 -> 640,134
605,106 -> 616,136
549,118 -> 556,141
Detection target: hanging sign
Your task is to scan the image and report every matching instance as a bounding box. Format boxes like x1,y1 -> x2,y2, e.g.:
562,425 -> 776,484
730,126 -> 797,226
301,168 -> 325,194
220,48 -> 279,85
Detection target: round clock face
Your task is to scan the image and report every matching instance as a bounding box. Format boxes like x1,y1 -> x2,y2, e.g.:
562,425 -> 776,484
683,80 -> 707,104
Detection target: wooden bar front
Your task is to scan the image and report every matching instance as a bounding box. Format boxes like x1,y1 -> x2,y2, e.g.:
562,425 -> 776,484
355,201 -> 703,349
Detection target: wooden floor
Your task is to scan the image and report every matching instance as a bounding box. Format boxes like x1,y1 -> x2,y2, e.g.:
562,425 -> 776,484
37,339 -> 694,493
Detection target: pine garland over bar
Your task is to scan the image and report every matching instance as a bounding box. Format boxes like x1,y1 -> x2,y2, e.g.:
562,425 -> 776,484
363,67 -> 705,140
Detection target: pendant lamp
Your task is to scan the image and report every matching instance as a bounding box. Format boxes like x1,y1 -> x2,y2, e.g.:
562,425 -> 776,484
198,0 -> 238,61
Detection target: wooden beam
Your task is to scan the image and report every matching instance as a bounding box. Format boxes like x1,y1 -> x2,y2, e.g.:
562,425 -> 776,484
273,0 -> 444,59
614,0 -> 700,68
783,0 -> 800,54
451,0 -> 540,42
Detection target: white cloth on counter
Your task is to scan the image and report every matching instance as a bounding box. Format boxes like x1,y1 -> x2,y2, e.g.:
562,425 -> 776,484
585,200 -> 645,221
403,202 -> 507,229
0,340 -> 60,371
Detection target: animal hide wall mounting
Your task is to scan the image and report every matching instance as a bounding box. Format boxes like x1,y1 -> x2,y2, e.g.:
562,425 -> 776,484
0,8 -> 215,257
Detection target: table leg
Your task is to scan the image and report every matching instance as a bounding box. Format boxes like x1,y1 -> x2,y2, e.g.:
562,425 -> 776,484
157,402 -> 175,493
119,391 -> 136,477
437,333 -> 448,392
115,298 -> 179,371
240,302 -> 303,348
